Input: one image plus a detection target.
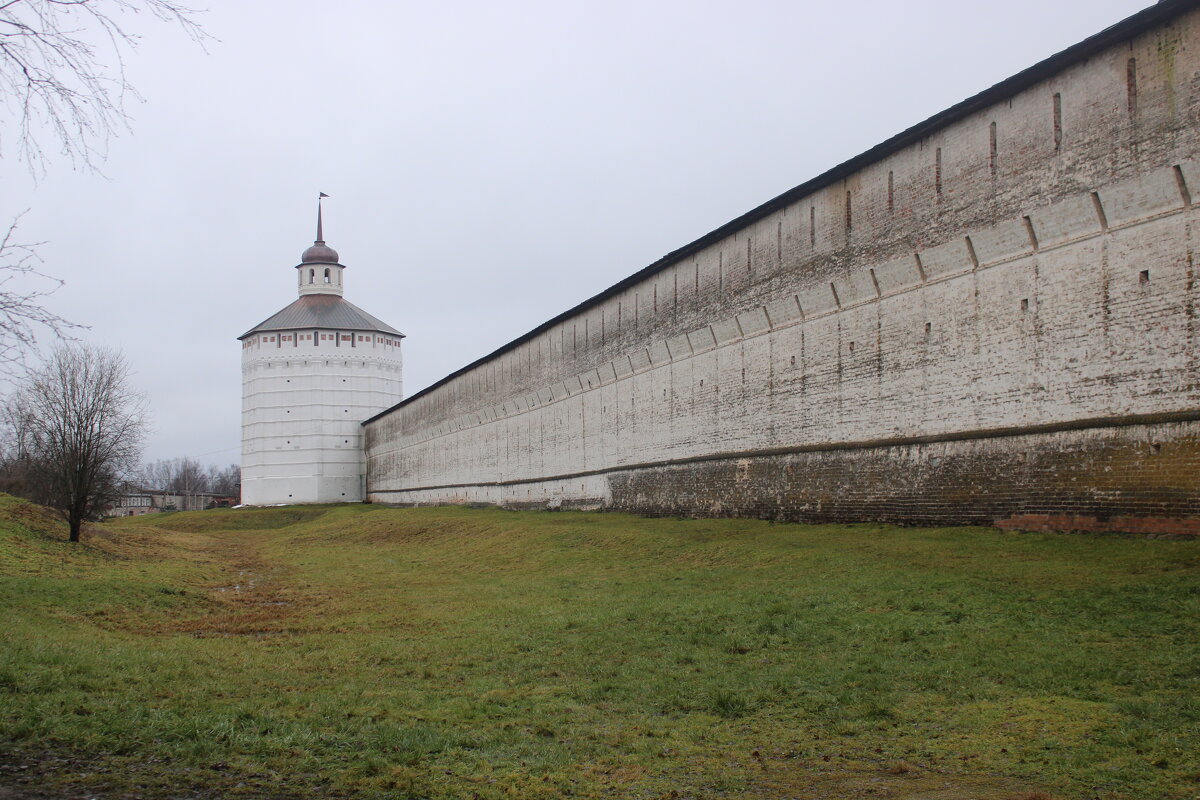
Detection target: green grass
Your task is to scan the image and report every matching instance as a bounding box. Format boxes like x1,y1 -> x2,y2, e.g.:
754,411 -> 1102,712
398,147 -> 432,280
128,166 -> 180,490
1,496 -> 1197,799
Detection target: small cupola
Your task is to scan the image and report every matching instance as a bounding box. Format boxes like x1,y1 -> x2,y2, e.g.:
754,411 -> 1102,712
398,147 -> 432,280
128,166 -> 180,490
296,194 -> 345,297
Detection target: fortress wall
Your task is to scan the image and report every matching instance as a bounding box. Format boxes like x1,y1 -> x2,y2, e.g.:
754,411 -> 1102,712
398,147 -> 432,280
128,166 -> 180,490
365,6 -> 1200,532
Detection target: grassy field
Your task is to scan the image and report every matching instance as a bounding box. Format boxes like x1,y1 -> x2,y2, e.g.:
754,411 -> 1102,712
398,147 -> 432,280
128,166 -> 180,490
0,495 -> 1197,799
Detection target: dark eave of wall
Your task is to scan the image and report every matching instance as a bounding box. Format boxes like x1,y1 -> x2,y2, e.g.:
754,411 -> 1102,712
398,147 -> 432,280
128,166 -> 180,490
365,0 -> 1191,424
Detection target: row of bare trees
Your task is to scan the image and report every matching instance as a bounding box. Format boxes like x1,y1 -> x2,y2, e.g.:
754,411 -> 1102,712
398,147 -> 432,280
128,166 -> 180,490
139,458 -> 240,497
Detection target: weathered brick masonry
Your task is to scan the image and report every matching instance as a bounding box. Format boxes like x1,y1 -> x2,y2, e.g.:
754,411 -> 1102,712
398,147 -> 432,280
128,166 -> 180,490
364,1 -> 1200,534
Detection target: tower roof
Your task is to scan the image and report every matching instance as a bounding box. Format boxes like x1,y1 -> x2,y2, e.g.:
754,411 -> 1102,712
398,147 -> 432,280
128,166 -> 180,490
239,294 -> 403,339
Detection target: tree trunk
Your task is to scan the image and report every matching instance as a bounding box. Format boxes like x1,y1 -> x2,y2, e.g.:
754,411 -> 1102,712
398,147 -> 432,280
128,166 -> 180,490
68,511 -> 82,542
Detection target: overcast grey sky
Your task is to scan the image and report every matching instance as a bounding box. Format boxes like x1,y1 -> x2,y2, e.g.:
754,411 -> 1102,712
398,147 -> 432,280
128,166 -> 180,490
0,0 -> 1152,466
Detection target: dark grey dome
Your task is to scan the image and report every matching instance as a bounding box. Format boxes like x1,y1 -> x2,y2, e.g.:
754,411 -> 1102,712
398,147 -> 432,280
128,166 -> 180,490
301,241 -> 340,264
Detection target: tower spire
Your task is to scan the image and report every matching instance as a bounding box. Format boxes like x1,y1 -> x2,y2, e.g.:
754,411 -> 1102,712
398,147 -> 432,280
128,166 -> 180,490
298,193 -> 344,297
316,192 -> 329,243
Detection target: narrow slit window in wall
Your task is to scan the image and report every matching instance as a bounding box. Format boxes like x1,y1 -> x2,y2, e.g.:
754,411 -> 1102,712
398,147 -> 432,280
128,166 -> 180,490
1127,57 -> 1137,119
935,147 -> 943,198
1052,93 -> 1062,150
989,121 -> 998,175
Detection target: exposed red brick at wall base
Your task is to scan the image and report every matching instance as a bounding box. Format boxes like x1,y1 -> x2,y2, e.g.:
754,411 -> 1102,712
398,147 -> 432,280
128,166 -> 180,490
603,422 -> 1200,532
370,420 -> 1200,534
995,514 -> 1200,537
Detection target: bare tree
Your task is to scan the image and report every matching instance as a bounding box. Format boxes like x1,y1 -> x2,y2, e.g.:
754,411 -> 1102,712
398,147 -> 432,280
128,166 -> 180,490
137,456 -> 171,491
207,462 -> 239,497
166,456 -> 206,494
5,344 -> 146,541
0,215 -> 82,373
0,396 -> 50,503
1,0 -> 210,173
0,1 -> 209,370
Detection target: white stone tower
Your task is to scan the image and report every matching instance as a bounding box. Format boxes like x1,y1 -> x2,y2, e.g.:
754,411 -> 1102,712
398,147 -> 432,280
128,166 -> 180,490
239,199 -> 404,505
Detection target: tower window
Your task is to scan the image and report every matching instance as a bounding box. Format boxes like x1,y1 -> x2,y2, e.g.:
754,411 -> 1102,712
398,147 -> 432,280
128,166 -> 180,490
309,269 -> 315,284
324,268 -> 331,283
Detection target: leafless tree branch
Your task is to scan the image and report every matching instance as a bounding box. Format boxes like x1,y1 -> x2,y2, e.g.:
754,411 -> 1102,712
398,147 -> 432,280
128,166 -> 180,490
0,0 -> 210,174
0,213 -> 85,375
0,1 -> 209,374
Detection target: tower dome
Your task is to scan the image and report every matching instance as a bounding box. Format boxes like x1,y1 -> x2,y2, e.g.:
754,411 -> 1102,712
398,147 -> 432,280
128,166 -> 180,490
301,241 -> 339,264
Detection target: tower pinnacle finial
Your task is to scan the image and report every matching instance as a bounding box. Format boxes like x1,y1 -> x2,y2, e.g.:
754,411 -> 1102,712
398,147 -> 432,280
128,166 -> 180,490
316,192 -> 329,243
300,193 -> 340,267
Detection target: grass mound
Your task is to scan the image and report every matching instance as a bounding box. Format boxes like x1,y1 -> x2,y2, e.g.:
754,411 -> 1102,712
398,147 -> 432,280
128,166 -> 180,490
0,494 -> 73,553
1,503 -> 1197,799
130,505 -> 334,533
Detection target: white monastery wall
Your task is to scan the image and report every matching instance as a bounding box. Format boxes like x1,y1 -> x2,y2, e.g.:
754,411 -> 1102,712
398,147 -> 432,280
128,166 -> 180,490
364,4 -> 1200,533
